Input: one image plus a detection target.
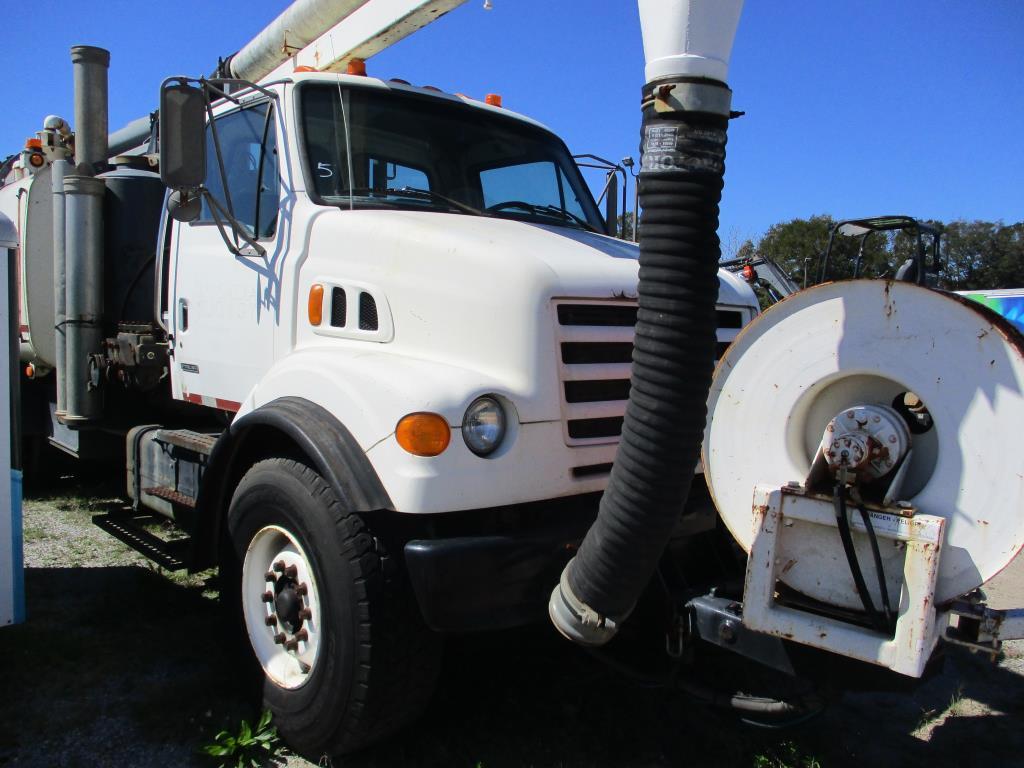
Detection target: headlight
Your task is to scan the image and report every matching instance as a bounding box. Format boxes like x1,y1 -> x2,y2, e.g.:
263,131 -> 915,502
462,396 -> 506,456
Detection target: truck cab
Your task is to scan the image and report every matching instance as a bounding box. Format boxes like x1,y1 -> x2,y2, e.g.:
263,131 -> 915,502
162,72 -> 758,516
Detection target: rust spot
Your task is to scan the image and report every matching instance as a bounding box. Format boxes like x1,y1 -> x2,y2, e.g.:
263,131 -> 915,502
819,632 -> 828,639
977,519 -> 989,526
780,559 -> 797,576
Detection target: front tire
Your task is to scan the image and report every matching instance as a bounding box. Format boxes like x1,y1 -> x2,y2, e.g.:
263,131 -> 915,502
227,458 -> 441,756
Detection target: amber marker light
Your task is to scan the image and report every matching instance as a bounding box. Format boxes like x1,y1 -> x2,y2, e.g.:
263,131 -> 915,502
347,58 -> 367,76
484,93 -> 503,107
308,284 -> 324,326
396,413 -> 451,457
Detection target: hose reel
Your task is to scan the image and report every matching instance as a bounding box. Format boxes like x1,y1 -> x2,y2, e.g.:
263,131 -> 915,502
704,280 -> 1024,675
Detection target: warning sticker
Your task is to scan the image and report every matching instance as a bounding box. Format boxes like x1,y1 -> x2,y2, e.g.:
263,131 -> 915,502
645,125 -> 678,152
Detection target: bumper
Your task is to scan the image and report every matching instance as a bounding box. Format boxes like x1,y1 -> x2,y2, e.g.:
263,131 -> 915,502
404,517 -> 591,632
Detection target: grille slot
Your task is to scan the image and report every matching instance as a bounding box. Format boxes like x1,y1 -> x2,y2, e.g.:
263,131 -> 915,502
717,309 -> 743,328
559,304 -> 637,327
568,417 -> 624,440
561,342 -> 633,365
555,300 -> 745,448
330,287 -> 347,327
558,304 -> 742,329
564,379 -> 631,403
571,463 -> 614,479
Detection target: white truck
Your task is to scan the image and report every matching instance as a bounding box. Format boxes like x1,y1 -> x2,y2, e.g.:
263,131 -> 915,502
3,0 -> 1023,759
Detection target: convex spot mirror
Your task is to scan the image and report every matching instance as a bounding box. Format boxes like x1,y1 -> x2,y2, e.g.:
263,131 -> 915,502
166,189 -> 202,223
159,78 -> 207,191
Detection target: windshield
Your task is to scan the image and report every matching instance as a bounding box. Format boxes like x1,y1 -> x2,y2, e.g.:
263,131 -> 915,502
300,84 -> 605,232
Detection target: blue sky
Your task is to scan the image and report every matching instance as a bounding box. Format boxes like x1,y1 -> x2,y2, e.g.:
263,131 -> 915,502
2,0 -> 1021,254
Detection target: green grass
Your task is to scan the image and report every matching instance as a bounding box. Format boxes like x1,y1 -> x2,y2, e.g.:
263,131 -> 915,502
752,741 -> 822,768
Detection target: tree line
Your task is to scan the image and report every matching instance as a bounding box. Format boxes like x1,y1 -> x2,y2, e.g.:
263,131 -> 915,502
732,216 -> 1023,291
615,213 -> 1021,291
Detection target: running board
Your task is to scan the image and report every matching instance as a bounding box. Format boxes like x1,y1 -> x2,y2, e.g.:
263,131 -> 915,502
92,513 -> 191,571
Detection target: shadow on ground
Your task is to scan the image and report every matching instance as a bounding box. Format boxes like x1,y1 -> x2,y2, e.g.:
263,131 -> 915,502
3,481 -> 1023,768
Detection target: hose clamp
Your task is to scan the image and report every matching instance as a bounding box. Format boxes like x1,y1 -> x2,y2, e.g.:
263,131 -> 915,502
548,561 -> 623,646
642,80 -> 733,118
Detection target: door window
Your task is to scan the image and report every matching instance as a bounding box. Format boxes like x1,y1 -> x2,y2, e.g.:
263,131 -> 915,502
200,103 -> 279,238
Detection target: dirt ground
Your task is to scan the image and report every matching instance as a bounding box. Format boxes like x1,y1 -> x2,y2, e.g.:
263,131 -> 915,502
1,477 -> 1022,768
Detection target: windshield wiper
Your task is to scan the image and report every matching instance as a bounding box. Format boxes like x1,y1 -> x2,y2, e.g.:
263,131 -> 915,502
534,204 -> 600,234
343,186 -> 485,217
489,200 -> 599,233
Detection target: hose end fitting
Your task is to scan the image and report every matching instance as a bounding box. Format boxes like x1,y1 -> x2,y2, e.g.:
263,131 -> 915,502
548,559 -> 628,646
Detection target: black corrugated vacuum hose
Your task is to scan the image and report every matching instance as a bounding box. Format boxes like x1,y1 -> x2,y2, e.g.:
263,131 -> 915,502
550,77 -> 732,645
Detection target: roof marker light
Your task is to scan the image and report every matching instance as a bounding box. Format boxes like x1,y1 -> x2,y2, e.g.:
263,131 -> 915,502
484,93 -> 502,107
347,58 -> 367,76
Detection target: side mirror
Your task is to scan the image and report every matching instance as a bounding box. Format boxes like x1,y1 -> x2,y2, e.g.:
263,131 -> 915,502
159,78 -> 207,190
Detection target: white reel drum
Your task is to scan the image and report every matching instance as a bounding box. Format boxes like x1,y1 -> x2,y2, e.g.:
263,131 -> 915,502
704,280 -> 1024,610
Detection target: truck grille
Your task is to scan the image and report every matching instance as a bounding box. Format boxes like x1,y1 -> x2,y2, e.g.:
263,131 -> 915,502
555,300 -> 746,447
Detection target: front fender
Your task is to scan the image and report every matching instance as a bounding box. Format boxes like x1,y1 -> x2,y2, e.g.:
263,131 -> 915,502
242,346 -> 522,449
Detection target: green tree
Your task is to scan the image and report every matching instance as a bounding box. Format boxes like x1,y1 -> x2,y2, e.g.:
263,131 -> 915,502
616,211 -> 636,241
736,216 -> 1023,292
942,220 -> 1024,290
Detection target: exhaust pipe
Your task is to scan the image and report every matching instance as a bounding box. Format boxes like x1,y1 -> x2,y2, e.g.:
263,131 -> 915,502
62,45 -> 109,424
549,0 -> 743,645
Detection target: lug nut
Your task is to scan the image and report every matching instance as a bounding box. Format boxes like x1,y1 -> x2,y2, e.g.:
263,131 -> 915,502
273,632 -> 286,645
261,591 -> 274,603
264,614 -> 277,626
296,583 -> 308,596
273,560 -> 287,573
264,571 -> 277,582
285,637 -> 299,651
295,629 -> 308,642
298,608 -> 312,622
284,564 -> 298,579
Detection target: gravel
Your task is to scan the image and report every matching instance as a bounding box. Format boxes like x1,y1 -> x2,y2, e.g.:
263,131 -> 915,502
1,476 -> 1022,768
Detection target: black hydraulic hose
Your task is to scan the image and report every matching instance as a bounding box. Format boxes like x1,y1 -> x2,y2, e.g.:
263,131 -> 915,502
550,78 -> 731,644
833,484 -> 891,634
855,498 -> 896,631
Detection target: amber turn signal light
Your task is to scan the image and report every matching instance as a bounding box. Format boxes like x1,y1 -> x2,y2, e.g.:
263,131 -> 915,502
308,284 -> 324,326
396,413 -> 451,457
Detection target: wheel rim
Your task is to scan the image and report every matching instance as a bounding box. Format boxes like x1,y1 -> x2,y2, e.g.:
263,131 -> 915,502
242,525 -> 322,689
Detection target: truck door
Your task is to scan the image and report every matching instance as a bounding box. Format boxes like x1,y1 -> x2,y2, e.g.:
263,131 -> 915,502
169,100 -> 281,410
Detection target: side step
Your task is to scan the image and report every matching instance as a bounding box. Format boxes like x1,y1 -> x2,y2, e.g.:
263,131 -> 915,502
92,513 -> 191,571
127,426 -> 222,519
153,429 -> 218,456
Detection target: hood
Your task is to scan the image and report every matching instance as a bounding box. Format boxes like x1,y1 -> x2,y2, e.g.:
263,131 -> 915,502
300,208 -> 757,421
307,209 -> 755,307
